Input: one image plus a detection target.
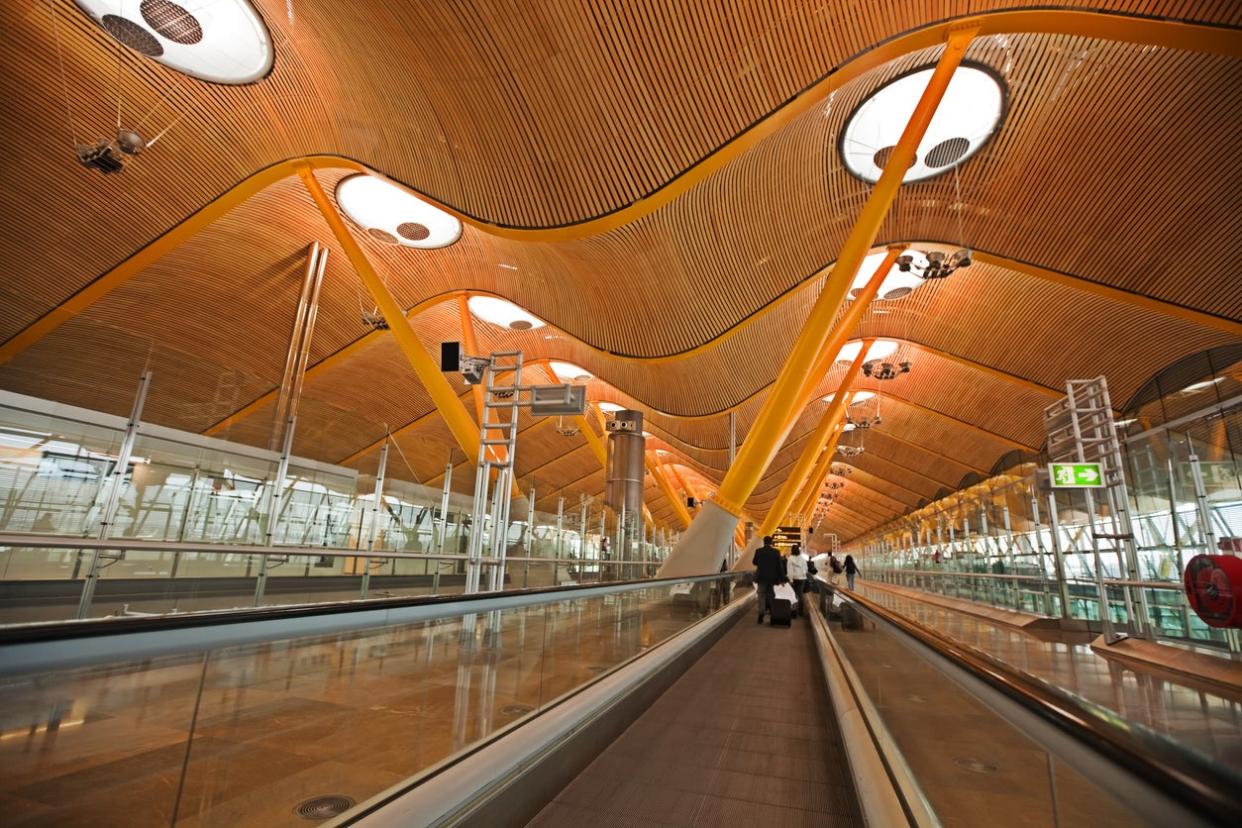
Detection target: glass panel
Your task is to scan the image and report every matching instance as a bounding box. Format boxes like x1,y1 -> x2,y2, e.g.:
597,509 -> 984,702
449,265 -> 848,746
0,575 -> 746,826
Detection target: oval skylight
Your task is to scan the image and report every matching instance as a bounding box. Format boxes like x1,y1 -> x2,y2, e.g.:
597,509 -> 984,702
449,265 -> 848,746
849,250 -> 929,300
336,175 -> 461,249
834,339 -> 900,363
821,390 -> 876,406
76,0 -> 273,84
841,64 -> 1004,184
467,296 -> 544,330
597,402 -> 625,413
550,361 -> 592,383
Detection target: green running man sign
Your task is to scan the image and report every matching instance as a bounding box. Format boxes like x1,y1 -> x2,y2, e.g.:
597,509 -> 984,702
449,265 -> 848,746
1049,462 -> 1104,488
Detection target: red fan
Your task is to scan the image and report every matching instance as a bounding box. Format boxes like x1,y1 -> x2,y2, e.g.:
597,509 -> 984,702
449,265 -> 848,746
1184,555 -> 1242,628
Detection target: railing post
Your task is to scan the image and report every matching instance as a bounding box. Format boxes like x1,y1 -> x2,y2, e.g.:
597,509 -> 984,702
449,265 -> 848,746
433,461 -> 452,595
77,371 -> 151,620
254,415 -> 295,606
359,439 -> 389,598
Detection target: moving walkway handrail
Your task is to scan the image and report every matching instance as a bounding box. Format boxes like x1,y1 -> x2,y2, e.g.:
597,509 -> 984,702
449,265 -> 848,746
835,587 -> 1242,826
0,573 -> 733,675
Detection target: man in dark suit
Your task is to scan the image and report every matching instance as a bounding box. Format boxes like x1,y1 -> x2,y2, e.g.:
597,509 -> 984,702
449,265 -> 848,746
752,536 -> 785,624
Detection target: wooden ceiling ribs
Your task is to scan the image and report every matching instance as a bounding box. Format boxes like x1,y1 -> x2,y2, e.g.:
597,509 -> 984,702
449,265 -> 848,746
1,4 -> 1238,542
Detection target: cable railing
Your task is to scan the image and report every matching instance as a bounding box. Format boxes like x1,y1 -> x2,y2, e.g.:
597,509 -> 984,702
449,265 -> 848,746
0,532 -> 662,625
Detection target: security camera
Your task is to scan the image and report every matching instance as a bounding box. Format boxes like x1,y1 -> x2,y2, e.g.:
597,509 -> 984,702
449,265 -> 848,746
459,356 -> 488,385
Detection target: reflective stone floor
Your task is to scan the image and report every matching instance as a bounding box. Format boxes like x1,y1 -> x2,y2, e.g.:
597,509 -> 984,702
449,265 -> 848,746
0,585 -> 732,827
856,581 -> 1242,774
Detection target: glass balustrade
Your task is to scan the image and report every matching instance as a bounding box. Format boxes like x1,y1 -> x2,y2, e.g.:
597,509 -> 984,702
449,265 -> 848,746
0,391 -> 674,623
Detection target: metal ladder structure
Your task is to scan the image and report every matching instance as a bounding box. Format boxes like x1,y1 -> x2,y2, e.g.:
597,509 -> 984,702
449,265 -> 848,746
1044,376 -> 1148,639
465,351 -> 525,596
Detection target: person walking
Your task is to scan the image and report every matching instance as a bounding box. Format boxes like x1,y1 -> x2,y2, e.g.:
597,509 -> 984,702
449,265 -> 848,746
844,554 -> 861,590
828,553 -> 843,586
752,535 -> 785,624
786,545 -> 808,617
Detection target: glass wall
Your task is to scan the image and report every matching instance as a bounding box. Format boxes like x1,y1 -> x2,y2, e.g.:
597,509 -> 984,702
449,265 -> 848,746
850,346 -> 1242,652
0,391 -> 673,622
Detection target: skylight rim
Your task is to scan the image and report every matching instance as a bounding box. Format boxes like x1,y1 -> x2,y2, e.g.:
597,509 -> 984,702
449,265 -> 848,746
837,60 -> 1008,186
75,0 -> 276,85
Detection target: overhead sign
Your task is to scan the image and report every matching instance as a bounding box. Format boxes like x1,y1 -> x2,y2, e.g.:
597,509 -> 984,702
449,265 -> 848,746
1049,462 -> 1104,488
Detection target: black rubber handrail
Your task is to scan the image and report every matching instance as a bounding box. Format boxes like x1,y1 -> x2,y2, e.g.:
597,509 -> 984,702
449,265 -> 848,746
0,573 -> 734,645
836,587 -> 1242,825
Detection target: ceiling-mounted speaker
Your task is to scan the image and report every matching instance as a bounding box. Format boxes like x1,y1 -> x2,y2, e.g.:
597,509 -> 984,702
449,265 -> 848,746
440,341 -> 460,372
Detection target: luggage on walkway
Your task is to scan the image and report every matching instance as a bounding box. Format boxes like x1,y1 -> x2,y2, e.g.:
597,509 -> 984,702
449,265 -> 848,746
769,597 -> 793,626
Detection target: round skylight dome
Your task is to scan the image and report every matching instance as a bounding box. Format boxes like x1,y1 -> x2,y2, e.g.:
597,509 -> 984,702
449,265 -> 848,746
849,250 -> 929,300
597,402 -> 625,413
834,339 -> 900,364
336,175 -> 461,249
467,296 -> 544,330
76,0 -> 273,84
550,361 -> 592,383
841,63 -> 1005,184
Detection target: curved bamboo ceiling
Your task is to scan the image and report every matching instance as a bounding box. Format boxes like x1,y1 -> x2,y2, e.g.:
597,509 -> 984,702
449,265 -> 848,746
0,3 -> 1239,540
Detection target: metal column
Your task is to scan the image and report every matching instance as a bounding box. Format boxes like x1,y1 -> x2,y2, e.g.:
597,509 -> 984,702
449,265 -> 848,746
359,439 -> 389,598
254,416 -> 296,606
78,372 -> 151,619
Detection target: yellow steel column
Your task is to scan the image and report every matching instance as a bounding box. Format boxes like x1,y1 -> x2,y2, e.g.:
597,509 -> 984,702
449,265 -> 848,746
649,453 -> 693,529
458,296 -> 486,423
794,413 -> 853,520
759,349 -> 869,537
297,165 -> 481,462
712,31 -> 974,517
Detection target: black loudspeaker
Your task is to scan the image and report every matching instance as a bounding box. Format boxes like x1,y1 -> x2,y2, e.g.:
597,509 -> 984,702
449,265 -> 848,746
440,341 -> 461,372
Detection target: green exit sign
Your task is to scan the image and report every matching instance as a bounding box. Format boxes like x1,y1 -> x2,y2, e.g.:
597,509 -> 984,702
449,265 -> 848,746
1049,462 -> 1104,488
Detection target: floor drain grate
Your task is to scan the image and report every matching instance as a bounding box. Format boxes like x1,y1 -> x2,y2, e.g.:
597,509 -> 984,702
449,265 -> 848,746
502,703 -> 535,716
294,795 -> 356,820
954,757 -> 997,774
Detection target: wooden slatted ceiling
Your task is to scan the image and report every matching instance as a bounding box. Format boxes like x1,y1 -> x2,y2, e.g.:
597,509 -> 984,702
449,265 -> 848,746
3,14 -> 1240,539
3,27 -> 1240,361
5,2 -> 1239,234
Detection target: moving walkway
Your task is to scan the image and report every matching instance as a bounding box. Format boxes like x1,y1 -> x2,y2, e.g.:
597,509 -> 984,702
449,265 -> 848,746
0,574 -> 1237,827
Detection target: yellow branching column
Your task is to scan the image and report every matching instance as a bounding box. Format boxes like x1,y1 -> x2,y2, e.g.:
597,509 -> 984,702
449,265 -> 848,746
297,165 -> 482,463
759,350 -> 869,538
793,416 -> 851,521
658,29 -> 975,578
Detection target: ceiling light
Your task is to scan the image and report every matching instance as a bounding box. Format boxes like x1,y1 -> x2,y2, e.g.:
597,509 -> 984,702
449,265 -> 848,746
336,175 -> 461,249
840,64 -> 1005,184
821,390 -> 875,405
1113,418 -> 1136,428
1181,377 -> 1224,394
467,296 -> 544,331
849,250 -> 929,299
597,402 -> 625,413
76,0 -> 273,85
835,339 -> 899,363
841,423 -> 856,432
550,361 -> 592,383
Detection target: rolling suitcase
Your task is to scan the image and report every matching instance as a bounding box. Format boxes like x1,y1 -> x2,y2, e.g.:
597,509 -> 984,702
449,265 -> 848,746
769,597 -> 793,626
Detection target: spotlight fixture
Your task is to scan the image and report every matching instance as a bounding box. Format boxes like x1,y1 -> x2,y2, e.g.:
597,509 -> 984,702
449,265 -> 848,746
76,141 -> 126,175
863,360 -> 911,381
836,445 -> 865,458
830,465 -> 853,476
919,248 -> 973,280
361,311 -> 389,331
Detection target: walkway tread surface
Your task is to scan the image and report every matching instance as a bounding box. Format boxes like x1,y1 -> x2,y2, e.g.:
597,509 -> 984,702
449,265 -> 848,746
528,611 -> 863,827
